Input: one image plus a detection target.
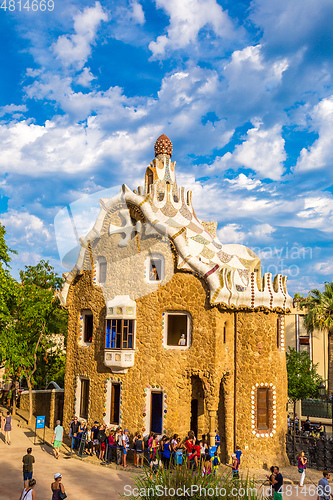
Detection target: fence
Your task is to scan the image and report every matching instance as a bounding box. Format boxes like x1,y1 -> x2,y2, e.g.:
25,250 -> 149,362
286,434 -> 333,471
301,399 -> 332,419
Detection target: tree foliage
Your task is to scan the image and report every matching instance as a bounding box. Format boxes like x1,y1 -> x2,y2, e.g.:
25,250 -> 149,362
301,281 -> 333,333
0,257 -> 68,422
286,347 -> 323,402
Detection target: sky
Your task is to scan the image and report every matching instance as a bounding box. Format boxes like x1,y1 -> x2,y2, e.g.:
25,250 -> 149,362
1,0 -> 333,295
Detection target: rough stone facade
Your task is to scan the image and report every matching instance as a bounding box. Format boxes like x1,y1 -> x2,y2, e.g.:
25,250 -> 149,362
62,135 -> 290,468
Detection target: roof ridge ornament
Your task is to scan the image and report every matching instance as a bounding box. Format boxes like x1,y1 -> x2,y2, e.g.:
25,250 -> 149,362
154,134 -> 173,157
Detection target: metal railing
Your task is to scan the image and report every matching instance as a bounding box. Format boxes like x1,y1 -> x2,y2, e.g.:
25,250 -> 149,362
301,399 -> 332,419
286,434 -> 333,471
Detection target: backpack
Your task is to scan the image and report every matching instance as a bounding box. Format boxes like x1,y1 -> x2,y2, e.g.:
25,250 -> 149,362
213,456 -> 220,466
98,432 -> 105,443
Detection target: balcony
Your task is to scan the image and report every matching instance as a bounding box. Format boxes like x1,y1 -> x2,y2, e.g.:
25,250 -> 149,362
104,349 -> 135,373
103,295 -> 136,373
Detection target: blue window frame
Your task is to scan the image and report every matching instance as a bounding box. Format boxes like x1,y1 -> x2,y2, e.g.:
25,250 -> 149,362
105,319 -> 134,349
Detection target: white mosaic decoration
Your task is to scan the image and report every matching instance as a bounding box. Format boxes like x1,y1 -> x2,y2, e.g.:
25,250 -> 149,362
251,384 -> 276,438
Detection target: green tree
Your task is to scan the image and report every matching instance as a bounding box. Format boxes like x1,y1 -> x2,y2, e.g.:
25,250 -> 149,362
0,223 -> 18,413
286,347 -> 323,432
301,282 -> 333,392
1,260 -> 67,423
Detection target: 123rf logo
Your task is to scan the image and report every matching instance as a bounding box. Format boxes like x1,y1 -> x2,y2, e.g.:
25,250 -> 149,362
0,0 -> 54,11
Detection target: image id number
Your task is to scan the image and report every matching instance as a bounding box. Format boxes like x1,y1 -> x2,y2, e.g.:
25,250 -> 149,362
1,0 -> 54,11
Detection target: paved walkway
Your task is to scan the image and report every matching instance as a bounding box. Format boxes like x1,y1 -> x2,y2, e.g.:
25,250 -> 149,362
0,417 -> 135,500
0,406 -> 330,499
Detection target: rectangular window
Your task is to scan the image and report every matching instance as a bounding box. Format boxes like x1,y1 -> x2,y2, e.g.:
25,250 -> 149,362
257,388 -> 269,430
150,259 -> 162,281
82,310 -> 93,343
277,315 -> 281,349
80,379 -> 90,420
151,392 -> 163,434
299,337 -> 310,354
99,261 -> 107,284
110,383 -> 120,424
105,319 -> 134,349
167,314 -> 188,346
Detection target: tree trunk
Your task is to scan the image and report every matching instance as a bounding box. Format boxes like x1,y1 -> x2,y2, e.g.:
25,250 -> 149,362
27,377 -> 33,426
12,379 -> 17,416
293,400 -> 296,463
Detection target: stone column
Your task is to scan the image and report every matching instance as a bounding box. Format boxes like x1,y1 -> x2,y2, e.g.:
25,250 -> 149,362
49,389 -> 56,430
223,374 -> 234,460
208,409 -> 217,447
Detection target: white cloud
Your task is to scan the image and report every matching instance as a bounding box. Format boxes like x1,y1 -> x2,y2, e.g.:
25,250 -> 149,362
76,67 -> 96,87
314,259 -> 333,275
0,104 -> 27,118
0,116 -> 159,177
231,123 -> 286,180
295,95 -> 333,172
0,210 -> 51,246
250,223 -> 275,241
218,223 -> 245,244
226,174 -> 262,191
149,0 -> 234,57
53,2 -> 108,70
130,1 -> 145,24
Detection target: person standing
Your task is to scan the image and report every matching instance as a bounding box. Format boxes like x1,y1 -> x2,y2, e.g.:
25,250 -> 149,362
122,429 -> 130,468
135,434 -> 144,468
303,418 -> 311,437
215,430 -> 220,450
22,448 -> 35,488
116,427 -> 123,465
4,410 -> 12,445
235,445 -> 242,464
298,451 -> 307,486
226,453 -> 240,479
91,421 -> 99,456
51,473 -> 66,500
19,478 -> 36,500
51,420 -> 64,460
272,466 -> 283,500
318,471 -> 333,500
70,416 -> 79,451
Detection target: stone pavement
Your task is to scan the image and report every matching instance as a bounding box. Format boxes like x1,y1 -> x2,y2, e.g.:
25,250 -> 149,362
0,416 -> 135,500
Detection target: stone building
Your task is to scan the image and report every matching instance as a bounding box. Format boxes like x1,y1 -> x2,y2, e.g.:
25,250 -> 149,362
61,135 -> 292,467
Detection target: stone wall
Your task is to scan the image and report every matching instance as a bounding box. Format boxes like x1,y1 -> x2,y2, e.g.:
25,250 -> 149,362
236,311 -> 288,467
20,389 -> 64,429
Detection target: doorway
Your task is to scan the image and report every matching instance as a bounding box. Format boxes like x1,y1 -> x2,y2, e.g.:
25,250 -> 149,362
190,399 -> 198,437
151,392 -> 163,434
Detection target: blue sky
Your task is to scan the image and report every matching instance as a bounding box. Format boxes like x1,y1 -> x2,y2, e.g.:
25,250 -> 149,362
1,0 -> 333,295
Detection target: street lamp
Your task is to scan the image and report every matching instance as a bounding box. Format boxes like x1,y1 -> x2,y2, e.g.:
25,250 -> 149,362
319,381 -> 326,398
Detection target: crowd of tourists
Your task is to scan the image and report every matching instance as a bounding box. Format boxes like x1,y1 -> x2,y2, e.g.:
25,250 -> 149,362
288,414 -> 326,437
67,417 -> 242,476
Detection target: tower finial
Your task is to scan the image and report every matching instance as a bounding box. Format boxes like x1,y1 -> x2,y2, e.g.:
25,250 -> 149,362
154,134 -> 173,157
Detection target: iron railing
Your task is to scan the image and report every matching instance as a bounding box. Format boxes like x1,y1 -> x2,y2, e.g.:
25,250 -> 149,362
286,434 -> 333,471
301,399 -> 332,419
